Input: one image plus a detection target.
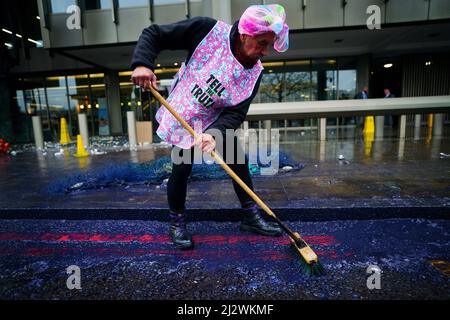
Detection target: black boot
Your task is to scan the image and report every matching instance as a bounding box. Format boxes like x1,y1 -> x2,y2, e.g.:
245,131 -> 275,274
240,204 -> 283,237
169,211 -> 194,250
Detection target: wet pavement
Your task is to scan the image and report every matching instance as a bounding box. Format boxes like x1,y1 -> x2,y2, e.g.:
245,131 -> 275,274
0,126 -> 449,299
0,127 -> 449,214
0,218 -> 449,299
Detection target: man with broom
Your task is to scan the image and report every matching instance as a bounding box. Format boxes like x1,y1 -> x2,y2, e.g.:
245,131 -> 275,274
131,5 -> 289,250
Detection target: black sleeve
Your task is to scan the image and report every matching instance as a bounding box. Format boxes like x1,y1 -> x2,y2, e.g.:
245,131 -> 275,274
207,74 -> 263,136
131,16 -> 217,70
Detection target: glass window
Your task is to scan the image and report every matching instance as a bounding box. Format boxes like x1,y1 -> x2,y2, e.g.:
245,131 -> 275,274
11,73 -> 110,142
22,78 -> 46,119
311,59 -> 337,101
118,0 -> 148,8
252,58 -> 359,129
67,74 -> 90,136
45,76 -> 72,137
119,71 -> 138,134
338,70 -> 356,100
311,71 -> 318,101
259,72 -> 285,103
66,73 -> 107,137
11,80 -> 34,143
21,77 -> 55,139
119,69 -> 176,138
326,70 -> 338,100
14,90 -> 27,115
89,73 -> 107,136
257,60 -> 314,104
284,72 -> 312,102
49,0 -> 76,13
83,0 -> 113,10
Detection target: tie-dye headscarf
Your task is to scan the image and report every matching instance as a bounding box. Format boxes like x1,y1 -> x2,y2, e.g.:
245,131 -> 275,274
238,4 -> 289,52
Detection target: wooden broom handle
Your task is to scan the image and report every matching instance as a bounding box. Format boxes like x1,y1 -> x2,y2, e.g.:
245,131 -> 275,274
149,86 -> 277,219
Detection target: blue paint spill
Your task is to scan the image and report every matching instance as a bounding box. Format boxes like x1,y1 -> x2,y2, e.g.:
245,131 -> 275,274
47,152 -> 305,194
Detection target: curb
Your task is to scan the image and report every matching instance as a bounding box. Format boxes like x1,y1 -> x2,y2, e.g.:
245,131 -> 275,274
1,206 -> 449,222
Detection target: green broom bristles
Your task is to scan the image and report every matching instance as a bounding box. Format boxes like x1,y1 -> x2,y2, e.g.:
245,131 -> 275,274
299,259 -> 326,276
290,237 -> 326,276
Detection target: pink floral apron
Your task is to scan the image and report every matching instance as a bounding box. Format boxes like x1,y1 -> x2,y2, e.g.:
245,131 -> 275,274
155,20 -> 263,149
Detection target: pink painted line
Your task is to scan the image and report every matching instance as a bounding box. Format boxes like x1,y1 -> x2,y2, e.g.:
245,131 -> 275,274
0,232 -> 338,246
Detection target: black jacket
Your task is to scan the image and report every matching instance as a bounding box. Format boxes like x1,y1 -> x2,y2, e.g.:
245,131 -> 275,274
131,17 -> 263,135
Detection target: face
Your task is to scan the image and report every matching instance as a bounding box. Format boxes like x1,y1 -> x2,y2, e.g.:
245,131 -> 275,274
384,89 -> 390,95
239,32 -> 276,60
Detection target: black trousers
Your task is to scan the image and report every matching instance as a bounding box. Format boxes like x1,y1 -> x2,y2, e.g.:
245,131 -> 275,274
167,138 -> 255,213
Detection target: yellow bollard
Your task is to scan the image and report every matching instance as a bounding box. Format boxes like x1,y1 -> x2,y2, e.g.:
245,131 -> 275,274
363,116 -> 375,135
74,134 -> 89,158
427,114 -> 433,128
59,118 -> 72,145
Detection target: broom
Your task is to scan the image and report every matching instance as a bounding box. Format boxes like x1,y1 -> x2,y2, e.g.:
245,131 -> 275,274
149,86 -> 325,276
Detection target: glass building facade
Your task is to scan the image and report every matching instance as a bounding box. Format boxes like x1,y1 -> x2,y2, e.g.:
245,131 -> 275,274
9,56 -> 356,143
251,58 -> 357,130
3,0 -> 447,144
12,73 -> 106,142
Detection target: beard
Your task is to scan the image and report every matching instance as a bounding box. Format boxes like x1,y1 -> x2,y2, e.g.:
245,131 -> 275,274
235,35 -> 260,68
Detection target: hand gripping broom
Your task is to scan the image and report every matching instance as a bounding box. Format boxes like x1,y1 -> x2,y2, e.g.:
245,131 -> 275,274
149,87 -> 325,276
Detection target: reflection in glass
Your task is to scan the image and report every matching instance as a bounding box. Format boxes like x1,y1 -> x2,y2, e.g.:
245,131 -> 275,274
67,74 -> 89,136
89,73 -> 106,136
11,73 -> 107,142
260,72 -> 284,103
21,78 -> 53,140
311,71 -> 318,101
311,59 -> 337,101
119,72 -> 138,134
285,72 -> 313,102
45,76 -> 71,138
15,90 -> 26,114
338,70 -> 356,100
119,69 -> 175,139
260,72 -> 314,104
254,58 -> 358,129
326,70 -> 337,100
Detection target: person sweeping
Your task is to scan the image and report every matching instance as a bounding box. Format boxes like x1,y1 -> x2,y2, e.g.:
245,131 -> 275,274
131,4 -> 289,250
